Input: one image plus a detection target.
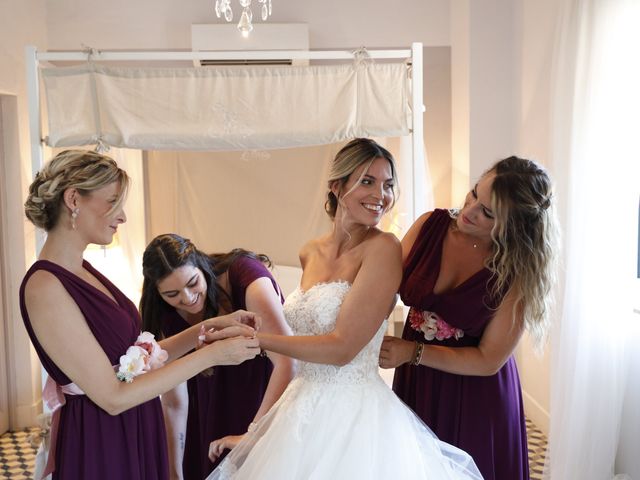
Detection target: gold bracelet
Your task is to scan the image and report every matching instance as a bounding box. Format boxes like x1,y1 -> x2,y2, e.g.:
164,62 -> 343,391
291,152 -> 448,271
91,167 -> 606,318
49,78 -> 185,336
411,341 -> 424,366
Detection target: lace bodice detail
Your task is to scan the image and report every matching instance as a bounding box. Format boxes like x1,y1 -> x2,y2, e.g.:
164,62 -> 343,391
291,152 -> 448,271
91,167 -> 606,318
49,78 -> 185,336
284,281 -> 387,384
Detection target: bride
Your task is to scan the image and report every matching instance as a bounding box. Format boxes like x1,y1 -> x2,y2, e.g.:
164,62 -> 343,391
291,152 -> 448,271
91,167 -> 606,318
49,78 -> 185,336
205,138 -> 482,480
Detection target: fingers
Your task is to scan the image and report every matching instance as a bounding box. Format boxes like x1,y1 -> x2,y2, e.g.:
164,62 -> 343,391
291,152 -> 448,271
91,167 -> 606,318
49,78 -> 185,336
201,325 -> 255,344
233,310 -> 263,331
210,336 -> 261,365
378,350 -> 391,369
208,439 -> 225,462
208,434 -> 244,461
204,310 -> 263,333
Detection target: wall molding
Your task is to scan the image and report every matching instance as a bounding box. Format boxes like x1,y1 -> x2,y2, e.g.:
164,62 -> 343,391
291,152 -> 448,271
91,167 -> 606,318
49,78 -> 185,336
523,388 -> 549,436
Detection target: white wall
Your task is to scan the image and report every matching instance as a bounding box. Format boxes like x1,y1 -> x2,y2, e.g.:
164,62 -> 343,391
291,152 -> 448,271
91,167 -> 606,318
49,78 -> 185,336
0,0 -> 48,429
44,0 -> 450,50
450,0 -> 562,436
511,0 -> 563,436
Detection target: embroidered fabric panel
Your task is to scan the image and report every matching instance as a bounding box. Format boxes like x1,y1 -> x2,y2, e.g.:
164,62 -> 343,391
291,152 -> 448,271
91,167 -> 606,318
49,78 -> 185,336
42,63 -> 410,151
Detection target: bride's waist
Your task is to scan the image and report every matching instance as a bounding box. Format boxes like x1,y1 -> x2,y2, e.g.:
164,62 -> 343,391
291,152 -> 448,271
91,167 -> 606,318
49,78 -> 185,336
296,362 -> 380,384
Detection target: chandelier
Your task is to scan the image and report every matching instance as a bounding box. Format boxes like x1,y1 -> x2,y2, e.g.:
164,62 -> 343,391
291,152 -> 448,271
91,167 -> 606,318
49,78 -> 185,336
215,0 -> 273,37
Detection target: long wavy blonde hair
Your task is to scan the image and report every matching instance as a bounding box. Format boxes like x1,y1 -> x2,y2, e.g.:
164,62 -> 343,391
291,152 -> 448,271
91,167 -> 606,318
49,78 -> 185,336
484,156 -> 559,346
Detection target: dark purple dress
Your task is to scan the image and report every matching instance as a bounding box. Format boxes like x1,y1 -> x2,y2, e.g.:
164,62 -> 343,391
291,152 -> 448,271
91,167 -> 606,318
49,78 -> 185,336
161,256 -> 281,480
392,209 -> 529,480
19,260 -> 169,480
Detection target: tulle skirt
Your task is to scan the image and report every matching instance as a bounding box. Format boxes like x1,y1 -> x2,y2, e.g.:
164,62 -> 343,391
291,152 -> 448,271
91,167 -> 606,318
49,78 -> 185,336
206,374 -> 482,480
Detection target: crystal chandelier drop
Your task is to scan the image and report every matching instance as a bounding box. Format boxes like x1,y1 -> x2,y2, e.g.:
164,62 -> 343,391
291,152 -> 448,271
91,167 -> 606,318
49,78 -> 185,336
215,0 -> 273,37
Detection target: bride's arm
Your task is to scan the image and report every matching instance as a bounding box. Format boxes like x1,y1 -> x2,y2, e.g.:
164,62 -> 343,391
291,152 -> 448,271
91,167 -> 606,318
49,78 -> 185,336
257,233 -> 402,366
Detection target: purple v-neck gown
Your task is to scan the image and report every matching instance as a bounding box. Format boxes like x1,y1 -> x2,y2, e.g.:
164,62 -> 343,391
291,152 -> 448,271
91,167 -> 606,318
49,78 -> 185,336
392,209 -> 530,480
20,260 -> 169,480
161,256 -> 279,479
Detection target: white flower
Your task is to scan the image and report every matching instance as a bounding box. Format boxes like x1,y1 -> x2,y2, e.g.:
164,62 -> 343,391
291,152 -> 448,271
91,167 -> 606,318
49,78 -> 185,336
420,314 -> 439,341
116,332 -> 169,382
117,345 -> 148,381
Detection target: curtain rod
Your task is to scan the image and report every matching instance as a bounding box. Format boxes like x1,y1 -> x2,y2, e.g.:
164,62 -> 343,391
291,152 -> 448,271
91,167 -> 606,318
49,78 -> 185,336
36,49 -> 413,62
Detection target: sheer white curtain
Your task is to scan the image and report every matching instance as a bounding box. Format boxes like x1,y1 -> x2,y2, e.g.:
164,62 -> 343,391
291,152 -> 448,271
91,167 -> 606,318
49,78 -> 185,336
546,0 -> 640,478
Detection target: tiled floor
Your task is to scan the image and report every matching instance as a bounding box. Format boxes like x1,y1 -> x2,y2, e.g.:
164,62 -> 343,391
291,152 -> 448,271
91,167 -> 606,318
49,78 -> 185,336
0,428 -> 39,479
1,421 -> 548,479
526,417 -> 548,480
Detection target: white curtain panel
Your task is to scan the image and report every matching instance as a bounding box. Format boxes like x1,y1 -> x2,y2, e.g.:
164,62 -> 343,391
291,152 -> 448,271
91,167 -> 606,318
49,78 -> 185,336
143,136 -> 427,268
42,63 -> 410,151
545,0 -> 640,478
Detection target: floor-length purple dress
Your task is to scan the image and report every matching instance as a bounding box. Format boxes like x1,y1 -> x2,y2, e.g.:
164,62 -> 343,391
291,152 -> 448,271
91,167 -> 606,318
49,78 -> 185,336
19,260 -> 169,480
393,209 -> 530,480
161,256 -> 281,479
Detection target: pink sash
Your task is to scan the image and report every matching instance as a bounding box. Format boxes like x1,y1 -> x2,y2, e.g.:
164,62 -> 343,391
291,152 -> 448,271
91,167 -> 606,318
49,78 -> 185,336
41,375 -> 85,480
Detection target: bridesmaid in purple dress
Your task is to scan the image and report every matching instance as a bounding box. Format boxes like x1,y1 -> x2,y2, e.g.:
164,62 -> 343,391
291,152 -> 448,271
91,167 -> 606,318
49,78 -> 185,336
140,235 -> 294,479
20,150 -> 261,480
380,157 -> 558,480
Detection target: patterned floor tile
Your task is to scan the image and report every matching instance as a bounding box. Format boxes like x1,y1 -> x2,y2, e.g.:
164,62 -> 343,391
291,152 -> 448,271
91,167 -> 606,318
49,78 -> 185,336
2,420 -> 548,478
0,428 -> 39,479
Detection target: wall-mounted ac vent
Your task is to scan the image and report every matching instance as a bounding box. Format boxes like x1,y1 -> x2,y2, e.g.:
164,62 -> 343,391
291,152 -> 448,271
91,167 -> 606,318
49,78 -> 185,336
191,23 -> 309,67
199,59 -> 292,66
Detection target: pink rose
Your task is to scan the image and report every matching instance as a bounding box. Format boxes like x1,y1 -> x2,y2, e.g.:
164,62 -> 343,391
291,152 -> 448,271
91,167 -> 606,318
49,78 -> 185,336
135,332 -> 169,370
408,308 -> 464,342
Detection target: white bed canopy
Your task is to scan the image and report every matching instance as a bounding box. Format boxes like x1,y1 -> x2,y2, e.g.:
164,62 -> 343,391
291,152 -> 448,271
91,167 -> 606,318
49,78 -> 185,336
26,43 -> 425,218
25,43 -> 428,285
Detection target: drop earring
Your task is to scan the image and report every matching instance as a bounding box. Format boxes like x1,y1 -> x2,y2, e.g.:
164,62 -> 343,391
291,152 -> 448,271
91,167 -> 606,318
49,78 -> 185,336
71,208 -> 79,230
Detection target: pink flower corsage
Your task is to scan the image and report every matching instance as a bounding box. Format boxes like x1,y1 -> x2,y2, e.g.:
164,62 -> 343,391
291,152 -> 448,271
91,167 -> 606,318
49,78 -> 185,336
409,308 -> 464,341
116,332 -> 169,383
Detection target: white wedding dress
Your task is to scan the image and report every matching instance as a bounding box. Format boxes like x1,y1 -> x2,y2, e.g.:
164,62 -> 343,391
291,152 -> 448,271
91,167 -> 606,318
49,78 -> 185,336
207,281 -> 482,480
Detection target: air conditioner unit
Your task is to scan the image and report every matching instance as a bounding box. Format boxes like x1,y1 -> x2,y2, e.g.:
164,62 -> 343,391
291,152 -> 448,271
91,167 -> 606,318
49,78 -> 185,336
191,23 -> 309,66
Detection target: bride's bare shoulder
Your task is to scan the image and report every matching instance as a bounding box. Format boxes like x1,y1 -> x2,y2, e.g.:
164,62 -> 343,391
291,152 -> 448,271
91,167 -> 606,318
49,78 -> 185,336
366,229 -> 401,253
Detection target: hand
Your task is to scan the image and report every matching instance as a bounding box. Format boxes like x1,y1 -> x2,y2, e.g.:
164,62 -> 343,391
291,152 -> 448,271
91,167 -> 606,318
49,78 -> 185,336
199,325 -> 256,346
205,336 -> 260,366
203,310 -> 262,332
208,434 -> 244,462
379,336 -> 415,368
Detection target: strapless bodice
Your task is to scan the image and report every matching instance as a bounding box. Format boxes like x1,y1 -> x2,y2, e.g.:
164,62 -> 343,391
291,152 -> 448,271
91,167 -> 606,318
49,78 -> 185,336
284,281 -> 386,384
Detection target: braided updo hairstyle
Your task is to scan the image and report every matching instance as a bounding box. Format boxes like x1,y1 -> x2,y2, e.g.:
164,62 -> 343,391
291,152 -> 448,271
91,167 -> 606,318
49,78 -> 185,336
324,138 -> 398,219
24,150 -> 129,231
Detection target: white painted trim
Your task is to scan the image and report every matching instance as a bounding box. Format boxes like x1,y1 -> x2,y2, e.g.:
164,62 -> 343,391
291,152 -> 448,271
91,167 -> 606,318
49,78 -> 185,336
0,96 -> 11,434
523,389 -> 550,436
35,49 -> 412,62
25,46 -> 45,252
410,42 -> 425,222
14,400 -> 42,428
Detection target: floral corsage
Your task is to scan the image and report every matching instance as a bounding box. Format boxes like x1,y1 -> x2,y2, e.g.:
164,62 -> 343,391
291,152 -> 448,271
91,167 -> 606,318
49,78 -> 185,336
409,308 -> 464,341
116,332 -> 169,383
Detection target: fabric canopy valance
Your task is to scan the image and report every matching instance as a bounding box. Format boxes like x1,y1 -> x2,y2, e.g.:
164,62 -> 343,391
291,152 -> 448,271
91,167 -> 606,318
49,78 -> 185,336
42,62 -> 411,151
